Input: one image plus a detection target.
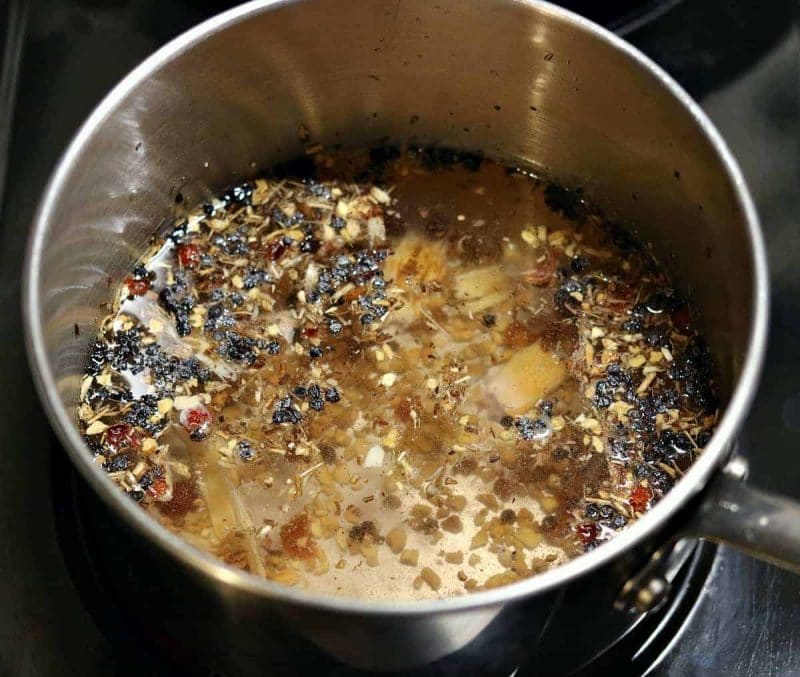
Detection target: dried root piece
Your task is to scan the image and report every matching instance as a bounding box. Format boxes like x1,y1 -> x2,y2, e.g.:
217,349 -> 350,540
384,234 -> 449,285
486,342 -> 566,415
191,435 -> 266,577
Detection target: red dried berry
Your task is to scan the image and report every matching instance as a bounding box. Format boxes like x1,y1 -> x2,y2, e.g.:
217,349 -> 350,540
301,326 -> 318,338
629,485 -> 652,513
177,243 -> 202,268
147,477 -> 169,499
185,408 -> 211,427
576,522 -> 598,545
180,406 -> 213,439
265,240 -> 287,261
124,276 -> 150,296
105,423 -> 140,451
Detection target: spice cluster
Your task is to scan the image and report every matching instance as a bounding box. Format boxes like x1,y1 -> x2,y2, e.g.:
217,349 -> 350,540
77,149 -> 717,599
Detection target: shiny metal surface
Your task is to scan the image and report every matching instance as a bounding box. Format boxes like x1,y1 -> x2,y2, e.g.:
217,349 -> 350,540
19,0 -> 779,671
695,470 -> 800,574
616,537 -> 698,613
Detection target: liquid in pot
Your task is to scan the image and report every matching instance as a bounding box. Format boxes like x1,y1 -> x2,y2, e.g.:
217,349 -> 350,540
77,148 -> 717,600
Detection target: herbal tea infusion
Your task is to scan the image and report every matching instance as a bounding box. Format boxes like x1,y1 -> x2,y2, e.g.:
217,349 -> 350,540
78,148 -> 717,600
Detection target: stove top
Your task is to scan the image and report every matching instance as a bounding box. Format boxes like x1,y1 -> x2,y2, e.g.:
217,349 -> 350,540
1,1 -> 798,675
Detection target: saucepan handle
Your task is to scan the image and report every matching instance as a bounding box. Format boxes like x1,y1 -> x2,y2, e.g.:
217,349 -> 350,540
617,457 -> 800,614
690,457 -> 800,572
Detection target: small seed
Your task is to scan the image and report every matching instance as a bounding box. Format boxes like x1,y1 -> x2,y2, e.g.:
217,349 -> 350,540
420,566 -> 441,591
386,527 -> 407,553
400,548 -> 419,566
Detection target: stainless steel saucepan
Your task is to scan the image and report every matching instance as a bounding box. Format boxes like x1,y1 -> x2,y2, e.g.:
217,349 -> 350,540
22,0 -> 794,672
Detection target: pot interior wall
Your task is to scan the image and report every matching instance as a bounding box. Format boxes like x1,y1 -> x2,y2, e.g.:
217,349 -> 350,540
34,0 -> 752,507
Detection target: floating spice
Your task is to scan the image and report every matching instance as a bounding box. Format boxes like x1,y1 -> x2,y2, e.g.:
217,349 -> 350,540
77,147 -> 717,600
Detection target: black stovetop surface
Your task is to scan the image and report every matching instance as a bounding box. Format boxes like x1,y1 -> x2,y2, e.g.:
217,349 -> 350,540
0,1 -> 798,675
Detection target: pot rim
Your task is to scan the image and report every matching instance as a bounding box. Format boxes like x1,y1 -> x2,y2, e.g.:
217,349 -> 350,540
23,0 -> 768,616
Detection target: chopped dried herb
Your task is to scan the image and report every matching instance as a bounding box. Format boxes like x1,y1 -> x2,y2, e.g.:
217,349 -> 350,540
77,146 -> 716,598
